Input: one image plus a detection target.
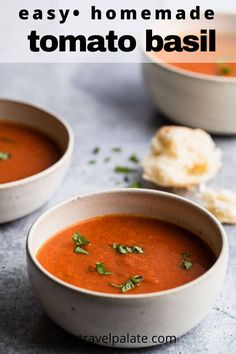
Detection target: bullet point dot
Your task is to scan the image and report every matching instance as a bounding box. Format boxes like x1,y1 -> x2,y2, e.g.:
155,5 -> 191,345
73,10 -> 80,16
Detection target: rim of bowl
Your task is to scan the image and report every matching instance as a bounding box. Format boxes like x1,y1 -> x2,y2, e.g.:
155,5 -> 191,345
142,11 -> 236,83
26,188 -> 228,300
0,98 -> 74,190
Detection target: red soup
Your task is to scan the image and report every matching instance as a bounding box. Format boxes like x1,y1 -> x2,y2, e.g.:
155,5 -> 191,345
0,121 -> 61,183
37,215 -> 215,295
153,33 -> 236,77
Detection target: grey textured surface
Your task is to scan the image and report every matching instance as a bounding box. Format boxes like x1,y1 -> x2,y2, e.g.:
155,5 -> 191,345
0,63 -> 236,354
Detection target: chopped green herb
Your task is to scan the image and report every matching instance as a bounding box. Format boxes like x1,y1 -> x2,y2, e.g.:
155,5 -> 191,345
112,243 -> 144,254
104,157 -> 110,163
221,66 -> 232,75
114,166 -> 136,174
182,260 -> 193,270
129,154 -> 139,164
128,181 -> 143,188
111,147 -> 122,153
88,160 -> 96,165
181,252 -> 192,270
74,246 -> 89,255
217,63 -> 232,76
110,275 -> 144,293
72,232 -> 90,255
132,245 -> 144,253
0,152 -> 11,161
92,147 -> 100,154
96,262 -> 112,275
72,232 -> 90,245
113,243 -> 132,254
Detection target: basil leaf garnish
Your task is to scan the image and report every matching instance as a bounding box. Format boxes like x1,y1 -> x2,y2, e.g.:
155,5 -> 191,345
128,181 -> 142,188
114,166 -> 136,174
132,245 -> 144,254
181,252 -> 192,270
111,147 -> 122,153
182,260 -> 193,270
0,152 -> 11,160
112,243 -> 144,254
92,147 -> 100,154
129,154 -> 139,164
72,232 -> 89,245
74,246 -> 88,255
110,275 -> 144,293
96,262 -> 112,275
72,232 -> 90,255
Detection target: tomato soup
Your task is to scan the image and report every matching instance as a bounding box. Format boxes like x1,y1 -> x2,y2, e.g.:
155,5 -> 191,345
169,62 -> 236,77
37,215 -> 215,295
0,121 -> 61,183
153,33 -> 236,77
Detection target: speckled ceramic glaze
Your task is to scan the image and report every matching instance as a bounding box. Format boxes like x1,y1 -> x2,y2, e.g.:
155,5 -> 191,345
0,99 -> 73,223
142,13 -> 236,134
26,189 -> 228,348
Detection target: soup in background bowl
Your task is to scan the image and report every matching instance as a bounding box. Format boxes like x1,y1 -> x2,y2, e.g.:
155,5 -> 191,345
142,13 -> 236,134
0,99 -> 73,223
27,189 -> 228,348
0,121 -> 61,184
152,32 -> 236,77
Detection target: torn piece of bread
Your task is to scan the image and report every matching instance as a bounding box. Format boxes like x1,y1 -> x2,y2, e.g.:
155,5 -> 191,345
143,126 -> 221,189
200,187 -> 236,224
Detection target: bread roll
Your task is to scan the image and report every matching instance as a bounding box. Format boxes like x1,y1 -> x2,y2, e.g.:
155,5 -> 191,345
200,187 -> 236,224
143,126 -> 221,189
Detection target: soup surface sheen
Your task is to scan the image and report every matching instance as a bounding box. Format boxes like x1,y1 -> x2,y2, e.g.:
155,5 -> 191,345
0,121 -> 61,183
37,215 -> 215,294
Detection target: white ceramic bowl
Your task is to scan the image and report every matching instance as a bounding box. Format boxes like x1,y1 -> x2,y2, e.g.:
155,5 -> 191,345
0,99 -> 73,223
27,189 -> 228,348
142,13 -> 236,134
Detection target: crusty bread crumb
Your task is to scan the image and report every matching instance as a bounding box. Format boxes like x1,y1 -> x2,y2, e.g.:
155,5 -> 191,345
200,187 -> 236,224
142,126 -> 221,189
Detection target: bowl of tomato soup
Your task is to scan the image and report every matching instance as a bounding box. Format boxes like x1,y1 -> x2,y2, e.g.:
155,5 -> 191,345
27,189 -> 228,348
142,13 -> 236,134
0,99 -> 73,223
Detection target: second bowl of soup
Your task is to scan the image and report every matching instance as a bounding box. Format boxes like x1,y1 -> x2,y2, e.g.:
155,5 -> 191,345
142,13 -> 236,134
0,99 -> 73,223
27,189 -> 228,348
